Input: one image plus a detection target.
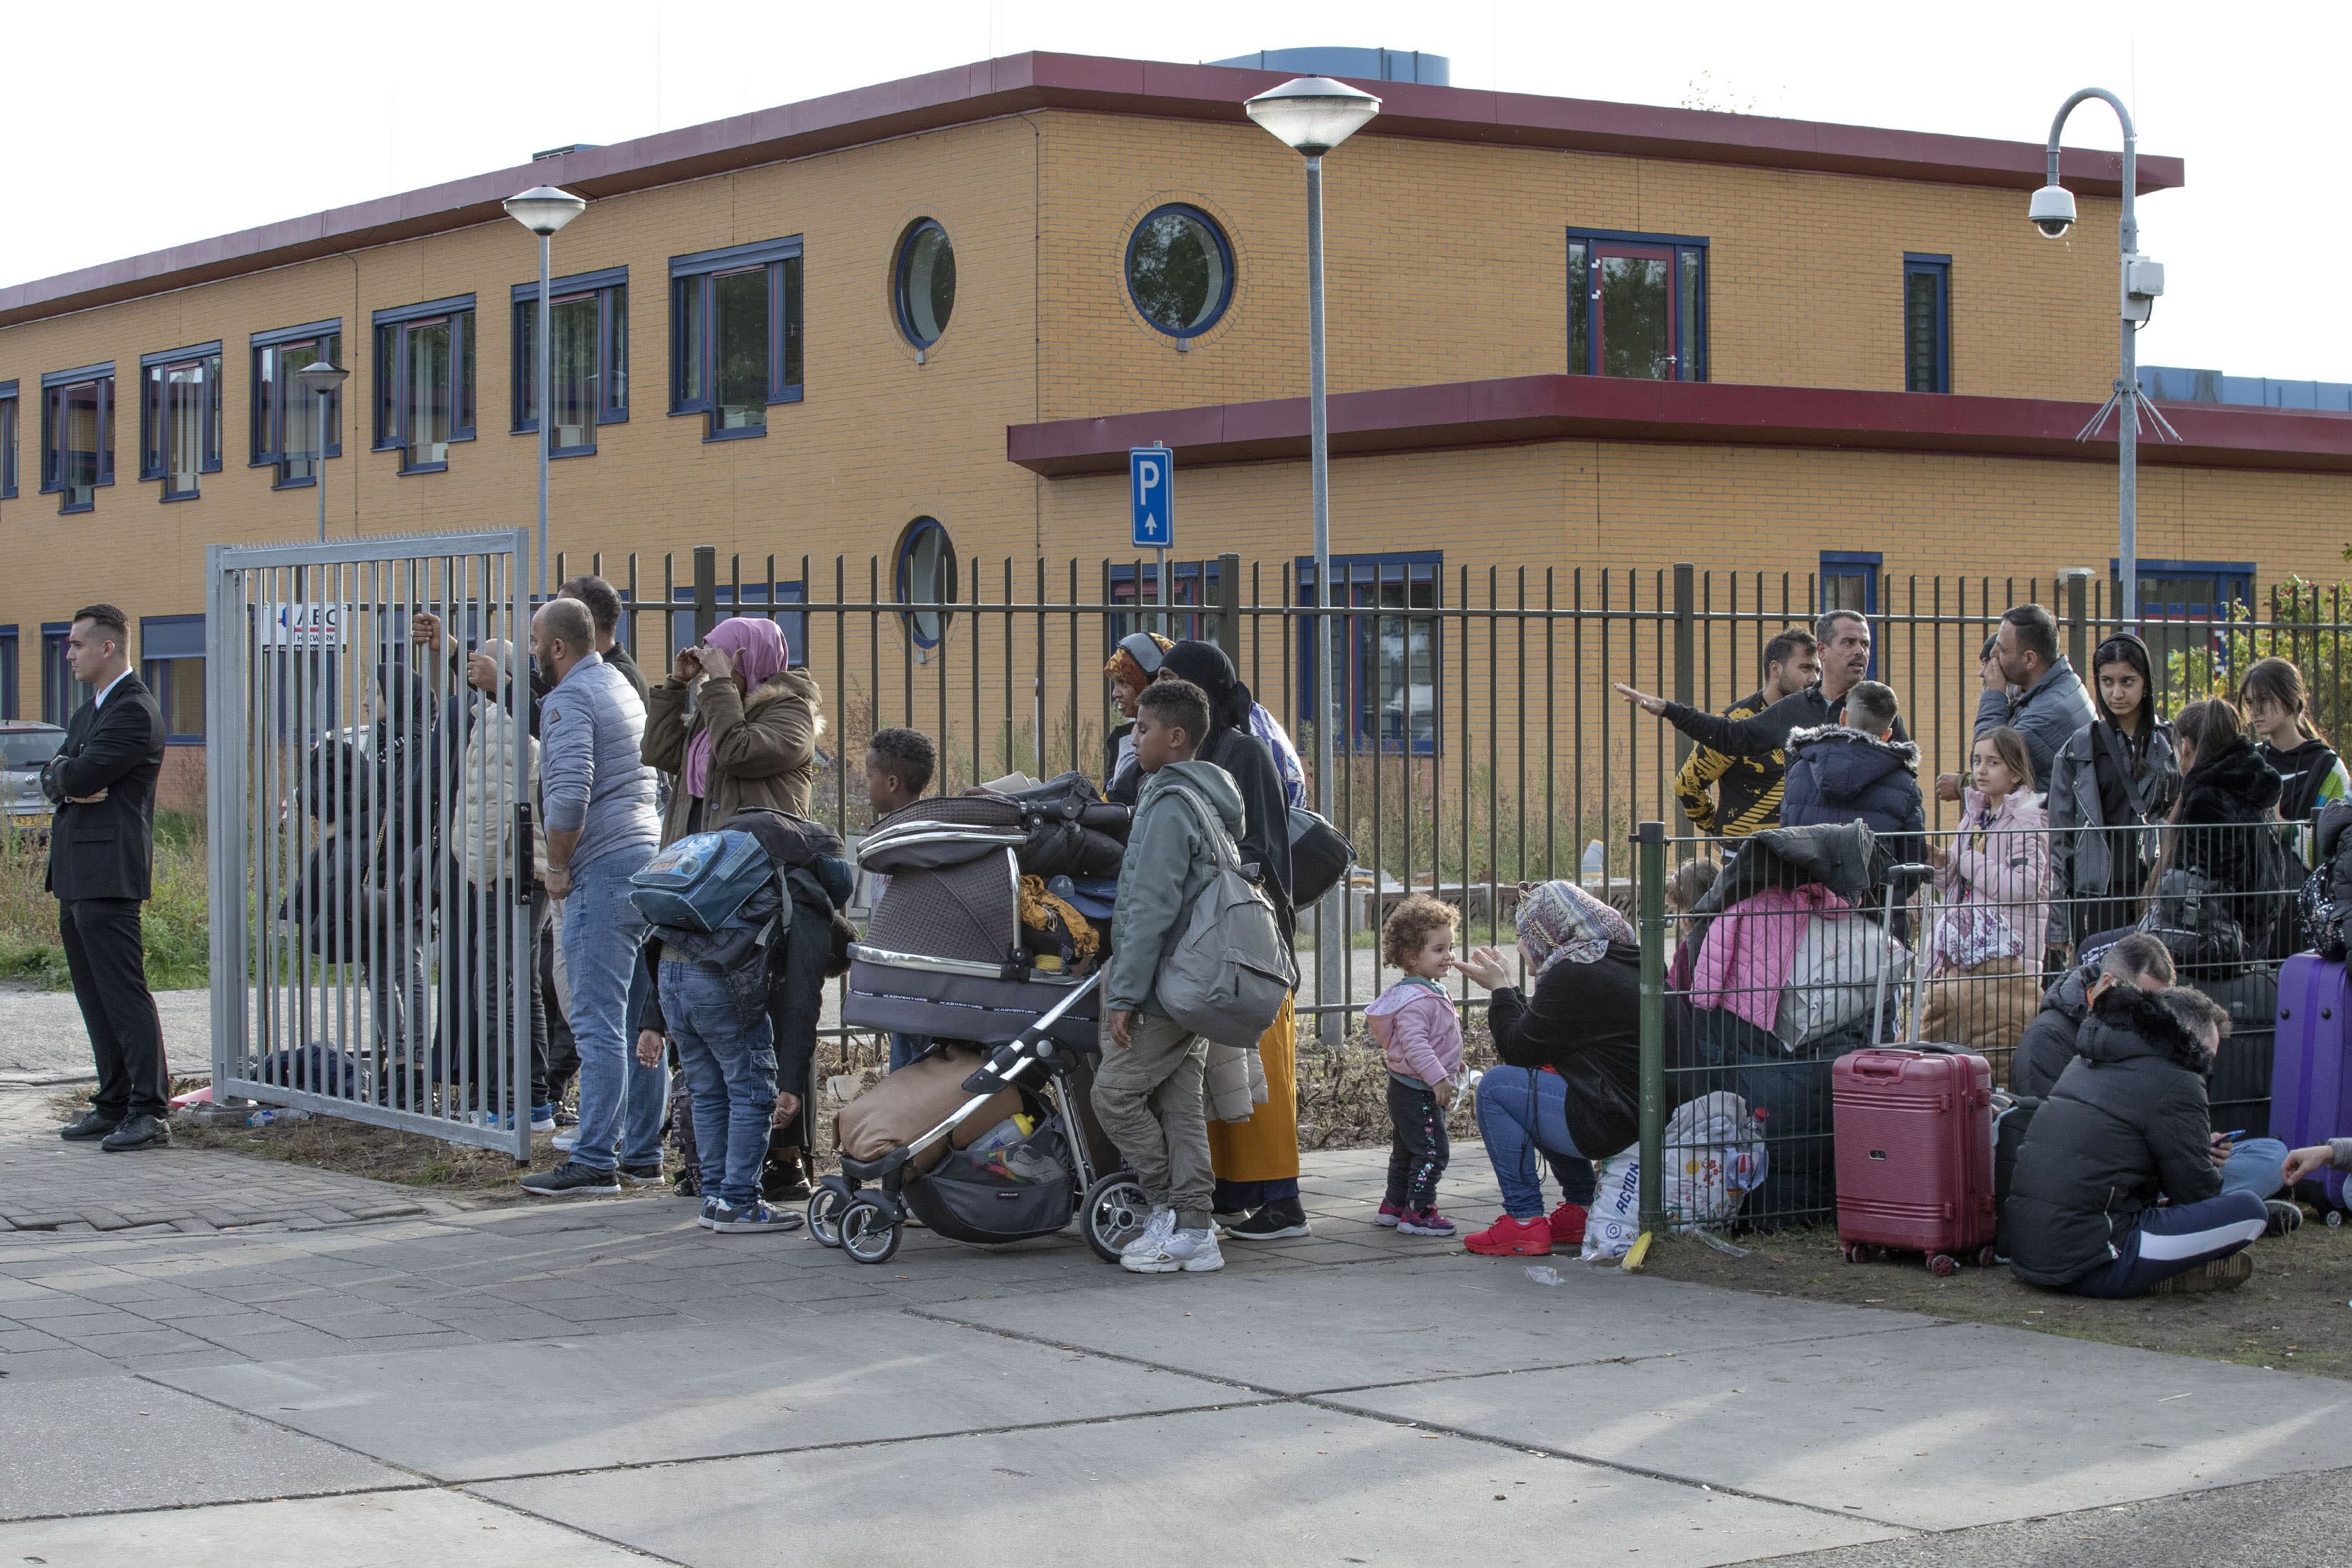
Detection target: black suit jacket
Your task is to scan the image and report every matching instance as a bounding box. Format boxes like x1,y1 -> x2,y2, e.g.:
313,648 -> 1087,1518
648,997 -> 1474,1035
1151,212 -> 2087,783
46,671 -> 167,903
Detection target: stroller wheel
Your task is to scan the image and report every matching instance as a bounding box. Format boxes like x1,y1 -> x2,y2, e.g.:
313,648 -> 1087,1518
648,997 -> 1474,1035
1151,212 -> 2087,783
840,1197 -> 902,1265
807,1176 -> 853,1249
1082,1171 -> 1153,1264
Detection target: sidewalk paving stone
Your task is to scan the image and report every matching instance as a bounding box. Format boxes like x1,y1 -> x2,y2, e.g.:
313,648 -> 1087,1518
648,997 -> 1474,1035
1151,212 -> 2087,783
0,1489 -> 648,1566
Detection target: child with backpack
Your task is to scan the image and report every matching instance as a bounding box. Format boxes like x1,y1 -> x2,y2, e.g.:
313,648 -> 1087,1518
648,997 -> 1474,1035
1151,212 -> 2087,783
1367,894 -> 1466,1236
1095,677 -> 1250,1277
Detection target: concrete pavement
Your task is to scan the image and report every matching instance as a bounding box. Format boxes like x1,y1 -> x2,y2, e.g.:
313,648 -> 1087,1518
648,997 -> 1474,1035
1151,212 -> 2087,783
1,1083 -> 2346,1565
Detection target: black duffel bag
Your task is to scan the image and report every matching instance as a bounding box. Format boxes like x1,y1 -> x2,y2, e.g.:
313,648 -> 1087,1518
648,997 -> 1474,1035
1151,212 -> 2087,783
1288,804 -> 1355,910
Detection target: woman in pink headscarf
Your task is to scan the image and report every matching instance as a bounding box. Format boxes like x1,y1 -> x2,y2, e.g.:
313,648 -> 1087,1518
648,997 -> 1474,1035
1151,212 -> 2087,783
641,615 -> 826,849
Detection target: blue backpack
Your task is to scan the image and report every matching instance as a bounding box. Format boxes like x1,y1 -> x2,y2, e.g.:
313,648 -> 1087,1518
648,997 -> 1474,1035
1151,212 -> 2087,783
629,830 -> 775,932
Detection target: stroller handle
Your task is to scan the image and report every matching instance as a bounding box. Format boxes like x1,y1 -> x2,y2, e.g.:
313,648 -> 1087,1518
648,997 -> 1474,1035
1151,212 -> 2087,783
963,970 -> 1105,1093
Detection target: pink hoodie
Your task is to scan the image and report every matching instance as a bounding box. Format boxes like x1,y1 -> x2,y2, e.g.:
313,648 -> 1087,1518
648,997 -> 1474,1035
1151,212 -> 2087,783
1367,977 -> 1464,1088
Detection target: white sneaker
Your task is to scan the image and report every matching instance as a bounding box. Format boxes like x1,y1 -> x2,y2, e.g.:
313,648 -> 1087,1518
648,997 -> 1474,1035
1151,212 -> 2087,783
1120,1205 -> 1177,1258
1122,1226 -> 1225,1274
551,1130 -> 578,1154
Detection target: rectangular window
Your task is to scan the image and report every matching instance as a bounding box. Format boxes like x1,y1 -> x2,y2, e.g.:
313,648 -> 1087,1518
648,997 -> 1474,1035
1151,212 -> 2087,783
39,363 -> 114,513
665,583 -> 805,673
139,343 -> 223,500
140,615 -> 205,744
1567,229 -> 1707,382
1820,551 -> 1882,677
251,320 -> 343,487
0,626 -> 16,720
513,267 -> 628,454
1904,254 -> 1951,394
1297,553 -> 1444,754
372,296 -> 476,473
2123,558 -> 2256,687
669,238 -> 804,440
0,381 -> 17,499
1108,560 -> 1219,647
40,622 -> 86,724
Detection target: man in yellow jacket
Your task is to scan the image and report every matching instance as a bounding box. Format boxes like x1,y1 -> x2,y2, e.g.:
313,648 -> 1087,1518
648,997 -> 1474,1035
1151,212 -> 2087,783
1672,628 -> 1819,840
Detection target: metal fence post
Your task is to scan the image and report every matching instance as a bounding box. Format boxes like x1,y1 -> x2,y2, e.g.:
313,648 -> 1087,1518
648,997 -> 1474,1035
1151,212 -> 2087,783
1671,562 -> 1695,776
2065,568 -> 2090,675
1211,550 -> 1242,649
694,545 -> 718,643
1636,819 -> 1666,1230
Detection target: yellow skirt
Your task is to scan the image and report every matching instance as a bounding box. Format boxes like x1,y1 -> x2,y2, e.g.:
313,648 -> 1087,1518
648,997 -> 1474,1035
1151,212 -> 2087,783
1207,994 -> 1300,1183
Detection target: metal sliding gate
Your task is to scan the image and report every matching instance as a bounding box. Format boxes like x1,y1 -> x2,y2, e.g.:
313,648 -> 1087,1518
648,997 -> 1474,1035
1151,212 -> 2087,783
205,530 -> 537,1157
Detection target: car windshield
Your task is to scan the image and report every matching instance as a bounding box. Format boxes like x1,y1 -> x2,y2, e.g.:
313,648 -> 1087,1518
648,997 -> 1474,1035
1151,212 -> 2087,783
0,731 -> 65,770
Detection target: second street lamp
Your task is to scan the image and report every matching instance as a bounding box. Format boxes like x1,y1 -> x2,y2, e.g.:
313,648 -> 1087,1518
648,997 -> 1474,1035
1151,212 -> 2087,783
1246,73 -> 1380,1043
503,184 -> 589,598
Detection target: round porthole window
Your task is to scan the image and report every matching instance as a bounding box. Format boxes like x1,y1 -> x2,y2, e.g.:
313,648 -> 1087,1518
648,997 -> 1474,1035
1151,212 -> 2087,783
1125,204 -> 1234,338
895,517 -> 958,648
894,220 -> 957,348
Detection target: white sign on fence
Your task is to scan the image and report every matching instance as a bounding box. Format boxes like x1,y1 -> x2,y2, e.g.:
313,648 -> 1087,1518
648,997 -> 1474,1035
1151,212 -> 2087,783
258,603 -> 348,648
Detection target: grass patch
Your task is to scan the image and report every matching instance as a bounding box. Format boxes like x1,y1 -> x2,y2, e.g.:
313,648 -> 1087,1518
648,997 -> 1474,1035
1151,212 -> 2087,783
1644,1219 -> 2352,1380
0,810 -> 210,991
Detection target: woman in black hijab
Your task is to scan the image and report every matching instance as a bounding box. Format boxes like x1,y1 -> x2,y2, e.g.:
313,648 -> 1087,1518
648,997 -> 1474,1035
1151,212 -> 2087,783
1153,640 -> 1308,1240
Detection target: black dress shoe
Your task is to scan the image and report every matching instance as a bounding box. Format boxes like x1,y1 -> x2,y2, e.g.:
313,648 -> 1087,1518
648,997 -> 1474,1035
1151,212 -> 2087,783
59,1110 -> 121,1142
100,1114 -> 171,1152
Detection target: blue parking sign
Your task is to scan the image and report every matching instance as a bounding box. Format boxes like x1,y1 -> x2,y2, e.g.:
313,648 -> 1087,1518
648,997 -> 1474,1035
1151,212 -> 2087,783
1130,447 -> 1172,549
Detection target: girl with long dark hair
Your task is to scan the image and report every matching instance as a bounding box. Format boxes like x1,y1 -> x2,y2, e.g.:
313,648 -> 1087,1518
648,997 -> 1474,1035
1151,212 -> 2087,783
2047,632 -> 2179,949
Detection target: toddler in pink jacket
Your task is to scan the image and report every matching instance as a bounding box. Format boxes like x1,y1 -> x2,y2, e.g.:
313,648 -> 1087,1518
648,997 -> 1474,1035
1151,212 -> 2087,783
1367,894 -> 1467,1236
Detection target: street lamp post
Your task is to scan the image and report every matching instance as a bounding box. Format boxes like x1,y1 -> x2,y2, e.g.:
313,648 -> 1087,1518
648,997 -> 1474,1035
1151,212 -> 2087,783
2030,90 -> 2171,626
294,358 -> 350,543
1246,75 -> 1381,1044
502,185 -> 589,598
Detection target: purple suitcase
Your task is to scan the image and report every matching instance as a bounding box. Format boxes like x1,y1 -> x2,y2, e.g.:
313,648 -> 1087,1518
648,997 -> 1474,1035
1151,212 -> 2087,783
2271,954 -> 2352,1210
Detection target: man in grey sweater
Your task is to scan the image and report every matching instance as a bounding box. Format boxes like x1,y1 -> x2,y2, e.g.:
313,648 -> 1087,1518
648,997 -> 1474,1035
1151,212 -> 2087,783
1937,604 -> 2096,800
521,598 -> 668,1198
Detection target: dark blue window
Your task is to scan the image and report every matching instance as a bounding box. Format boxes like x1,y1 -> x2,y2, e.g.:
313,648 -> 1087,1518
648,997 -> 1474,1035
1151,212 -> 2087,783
138,342 -> 224,500
1296,553 -> 1443,754
669,238 -> 804,440
0,382 -> 18,499
1820,550 -> 1882,678
40,622 -> 85,723
251,320 -> 343,488
40,363 -> 114,514
2121,558 -> 2257,692
0,625 -> 16,720
1905,254 -> 1951,393
1126,205 -> 1234,339
894,220 -> 956,349
667,581 -> 807,670
372,296 -> 477,474
512,266 -> 629,454
141,615 -> 205,744
894,518 -> 958,650
1567,229 -> 1707,381
1109,557 -> 1219,646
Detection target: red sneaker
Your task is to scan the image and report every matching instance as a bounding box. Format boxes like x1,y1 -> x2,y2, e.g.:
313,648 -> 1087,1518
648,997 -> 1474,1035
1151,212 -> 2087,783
1548,1202 -> 1588,1247
1464,1213 -> 1554,1256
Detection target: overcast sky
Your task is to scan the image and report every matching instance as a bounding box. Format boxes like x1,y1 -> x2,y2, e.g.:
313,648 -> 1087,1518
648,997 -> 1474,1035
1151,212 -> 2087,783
10,0 -> 2336,380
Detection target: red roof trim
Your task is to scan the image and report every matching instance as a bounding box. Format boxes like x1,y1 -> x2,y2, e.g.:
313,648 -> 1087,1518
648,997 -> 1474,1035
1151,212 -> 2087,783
0,52 -> 2180,330
1005,376 -> 2352,479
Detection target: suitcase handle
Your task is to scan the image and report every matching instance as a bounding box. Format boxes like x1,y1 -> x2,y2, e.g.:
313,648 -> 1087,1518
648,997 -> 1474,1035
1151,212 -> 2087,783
1850,1054 -> 1911,1080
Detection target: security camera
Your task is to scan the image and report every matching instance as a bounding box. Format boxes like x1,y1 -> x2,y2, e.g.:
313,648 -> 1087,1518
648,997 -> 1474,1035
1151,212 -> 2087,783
2028,184 -> 2077,240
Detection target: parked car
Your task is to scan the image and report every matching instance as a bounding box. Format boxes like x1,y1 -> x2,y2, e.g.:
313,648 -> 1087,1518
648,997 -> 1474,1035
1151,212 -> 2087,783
0,721 -> 67,833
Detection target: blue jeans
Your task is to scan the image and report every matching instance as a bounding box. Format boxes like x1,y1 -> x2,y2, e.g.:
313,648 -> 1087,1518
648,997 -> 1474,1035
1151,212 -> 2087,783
887,1033 -> 931,1073
1476,1066 -> 1599,1219
661,959 -> 778,1210
2219,1137 -> 2289,1200
563,848 -> 668,1171
2061,1190 -> 2268,1298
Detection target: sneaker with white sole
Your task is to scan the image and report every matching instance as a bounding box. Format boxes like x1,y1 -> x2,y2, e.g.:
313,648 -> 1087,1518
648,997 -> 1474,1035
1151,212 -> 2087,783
1120,1205 -> 1177,1258
1122,1226 -> 1225,1274
530,1104 -> 557,1133
712,1200 -> 804,1234
697,1196 -> 720,1229
550,1130 -> 579,1154
518,1160 -> 622,1198
1222,1198 -> 1312,1241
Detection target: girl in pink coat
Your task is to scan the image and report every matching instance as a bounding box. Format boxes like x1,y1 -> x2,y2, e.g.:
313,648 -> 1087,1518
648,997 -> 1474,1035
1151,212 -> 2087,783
1926,725 -> 2051,1078
1367,894 -> 1468,1236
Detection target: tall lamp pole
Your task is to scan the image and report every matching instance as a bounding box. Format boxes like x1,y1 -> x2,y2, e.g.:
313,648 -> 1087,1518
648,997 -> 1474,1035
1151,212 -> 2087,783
1246,75 -> 1381,1044
294,358 -> 349,543
2030,90 -> 2171,627
502,185 -> 589,598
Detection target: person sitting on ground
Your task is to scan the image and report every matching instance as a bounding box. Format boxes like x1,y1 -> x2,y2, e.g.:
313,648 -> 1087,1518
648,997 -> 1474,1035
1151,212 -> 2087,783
1096,678 -> 1242,1277
1936,603 -> 2095,800
1367,895 -> 1466,1238
1664,858 -> 1719,917
1775,680 -> 1925,854
2284,1138 -> 2352,1188
2006,985 -> 2268,1297
1672,628 -> 1819,840
2010,931 -> 2174,1099
1454,882 -> 1642,1258
2145,696 -> 2296,968
865,726 -> 937,1073
1921,726 -> 2049,1080
2048,632 -> 2178,951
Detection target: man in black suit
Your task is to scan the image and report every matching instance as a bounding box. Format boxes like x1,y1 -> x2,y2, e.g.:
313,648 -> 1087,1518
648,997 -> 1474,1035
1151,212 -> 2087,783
48,604 -> 171,1152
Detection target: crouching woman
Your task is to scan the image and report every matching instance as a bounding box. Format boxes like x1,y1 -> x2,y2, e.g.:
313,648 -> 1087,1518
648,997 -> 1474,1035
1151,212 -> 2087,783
1453,882 -> 1644,1258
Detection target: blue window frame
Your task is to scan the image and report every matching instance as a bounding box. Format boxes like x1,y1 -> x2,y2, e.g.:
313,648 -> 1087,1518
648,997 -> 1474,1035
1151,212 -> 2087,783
251,319 -> 343,488
667,582 -> 807,672
1125,205 -> 1234,339
893,220 -> 957,349
1904,254 -> 1951,393
138,342 -> 223,500
2122,558 -> 2257,689
1567,228 -> 1708,381
1109,558 -> 1220,647
140,615 -> 205,744
1819,550 -> 1881,678
1296,553 -> 1444,754
0,381 -> 18,499
40,363 -> 114,514
895,518 -> 958,650
372,296 -> 476,474
669,238 -> 804,440
512,266 -> 629,454
0,626 -> 15,721
40,622 -> 85,723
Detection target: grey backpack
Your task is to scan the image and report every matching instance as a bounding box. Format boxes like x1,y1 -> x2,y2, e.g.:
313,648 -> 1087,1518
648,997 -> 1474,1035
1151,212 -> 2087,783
1154,783 -> 1301,1048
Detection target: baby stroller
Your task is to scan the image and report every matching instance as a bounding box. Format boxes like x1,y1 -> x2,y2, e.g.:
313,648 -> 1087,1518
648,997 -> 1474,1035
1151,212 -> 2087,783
821,779 -> 1152,1265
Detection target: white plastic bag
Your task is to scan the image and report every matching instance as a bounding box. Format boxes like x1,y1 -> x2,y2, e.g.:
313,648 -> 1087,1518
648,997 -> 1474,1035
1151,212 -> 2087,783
1579,1092 -> 1769,1261
1773,914 -> 1909,1051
